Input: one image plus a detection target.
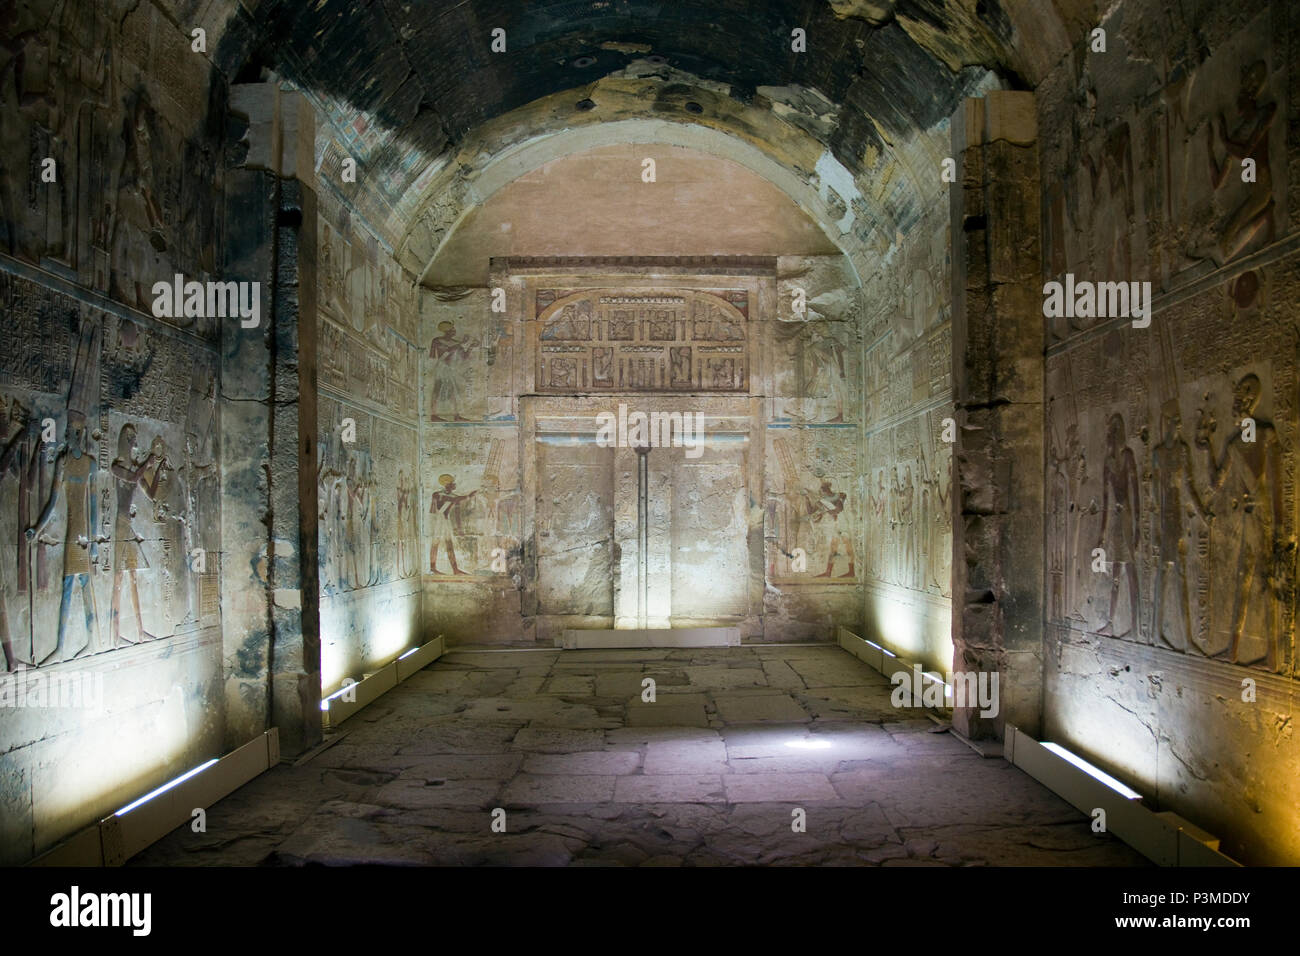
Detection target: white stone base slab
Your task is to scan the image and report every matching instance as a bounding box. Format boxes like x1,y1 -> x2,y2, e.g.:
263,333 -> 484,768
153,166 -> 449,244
560,627 -> 740,649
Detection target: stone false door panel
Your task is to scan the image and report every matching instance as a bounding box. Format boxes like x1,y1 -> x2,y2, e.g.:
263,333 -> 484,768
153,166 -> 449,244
521,398 -> 762,642
509,264 -> 775,642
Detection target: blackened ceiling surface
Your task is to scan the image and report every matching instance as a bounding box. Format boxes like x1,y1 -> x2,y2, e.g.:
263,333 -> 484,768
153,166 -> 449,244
239,0 -> 1025,184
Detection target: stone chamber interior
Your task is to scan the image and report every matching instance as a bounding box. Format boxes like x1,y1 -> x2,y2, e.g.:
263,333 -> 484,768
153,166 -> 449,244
1,0 -> 1297,870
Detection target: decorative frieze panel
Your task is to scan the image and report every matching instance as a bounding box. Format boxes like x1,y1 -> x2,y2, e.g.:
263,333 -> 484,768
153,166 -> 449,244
534,289 -> 750,393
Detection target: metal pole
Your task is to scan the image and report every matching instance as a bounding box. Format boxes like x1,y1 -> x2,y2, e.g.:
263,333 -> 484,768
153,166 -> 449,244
636,445 -> 649,630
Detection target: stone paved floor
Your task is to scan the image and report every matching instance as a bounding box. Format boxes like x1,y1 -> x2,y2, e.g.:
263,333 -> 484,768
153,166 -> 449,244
134,644 -> 1149,866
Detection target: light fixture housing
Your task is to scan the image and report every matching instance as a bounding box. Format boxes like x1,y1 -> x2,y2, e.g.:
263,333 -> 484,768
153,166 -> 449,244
114,759 -> 219,817
1041,742 -> 1143,800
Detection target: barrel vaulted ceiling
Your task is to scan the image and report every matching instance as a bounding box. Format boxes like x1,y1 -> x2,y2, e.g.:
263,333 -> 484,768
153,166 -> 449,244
211,0 -> 1103,279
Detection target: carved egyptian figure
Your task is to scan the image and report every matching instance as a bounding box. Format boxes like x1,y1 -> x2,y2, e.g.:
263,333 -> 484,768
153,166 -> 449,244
1152,401 -> 1207,653
428,321 -> 472,421
109,424 -> 163,645
429,474 -> 476,575
1205,374 -> 1288,669
896,465 -> 915,589
1196,61 -> 1277,266
804,324 -> 847,422
0,396 -> 30,669
29,418 -> 100,661
1097,413 -> 1141,639
806,480 -> 854,578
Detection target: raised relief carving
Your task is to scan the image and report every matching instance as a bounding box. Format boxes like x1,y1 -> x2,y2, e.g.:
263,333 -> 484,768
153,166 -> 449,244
860,407 -> 951,599
427,320 -> 474,421
769,432 -> 859,585
535,290 -> 749,393
424,435 -> 519,581
1046,278 -> 1295,674
1200,373 -> 1288,669
108,423 -> 165,645
1096,413 -> 1141,639
428,473 -> 477,576
778,321 -> 852,424
1048,387 -> 1090,625
1151,399 -> 1207,653
317,399 -> 419,597
28,414 -> 99,662
1192,62 -> 1277,267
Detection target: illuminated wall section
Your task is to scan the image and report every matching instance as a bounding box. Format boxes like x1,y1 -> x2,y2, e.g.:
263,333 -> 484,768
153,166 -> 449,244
0,0 -> 230,864
418,254 -> 869,645
1036,1 -> 1299,865
315,190 -> 424,692
858,198 -> 955,675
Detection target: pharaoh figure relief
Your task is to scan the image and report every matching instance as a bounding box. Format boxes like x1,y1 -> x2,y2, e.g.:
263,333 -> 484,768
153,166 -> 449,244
0,302 -> 217,672
316,409 -> 397,595
1192,61 -> 1277,267
428,320 -> 474,421
428,474 -> 477,576
769,434 -> 859,584
779,320 -> 851,423
859,410 -> 951,598
425,437 -> 520,580
1199,373 -> 1288,669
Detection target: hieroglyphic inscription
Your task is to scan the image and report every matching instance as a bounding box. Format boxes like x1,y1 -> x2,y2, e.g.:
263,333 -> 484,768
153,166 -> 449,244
535,290 -> 749,393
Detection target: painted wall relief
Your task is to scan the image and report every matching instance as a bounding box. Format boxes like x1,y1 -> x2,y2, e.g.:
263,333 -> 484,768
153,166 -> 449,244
766,428 -> 860,585
0,0 -> 222,334
0,277 -> 219,671
317,398 -> 420,595
852,209 -> 954,608
775,255 -> 863,424
862,411 -> 953,597
773,320 -> 855,424
422,288 -> 515,422
1042,13 -> 1286,321
421,429 -> 521,581
318,207 -> 421,423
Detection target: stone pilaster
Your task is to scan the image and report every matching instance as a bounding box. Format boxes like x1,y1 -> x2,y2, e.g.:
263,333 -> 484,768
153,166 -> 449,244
220,84 -> 320,756
949,90 -> 1043,740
